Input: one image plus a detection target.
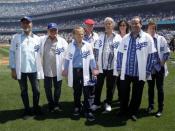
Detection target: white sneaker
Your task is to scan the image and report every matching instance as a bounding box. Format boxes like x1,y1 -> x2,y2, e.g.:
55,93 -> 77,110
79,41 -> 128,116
90,104 -> 101,111
104,103 -> 112,112
155,111 -> 162,117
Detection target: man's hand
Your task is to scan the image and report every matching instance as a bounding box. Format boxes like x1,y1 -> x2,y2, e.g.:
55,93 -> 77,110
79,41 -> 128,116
11,69 -> 17,80
160,60 -> 165,66
62,69 -> 68,77
92,69 -> 99,76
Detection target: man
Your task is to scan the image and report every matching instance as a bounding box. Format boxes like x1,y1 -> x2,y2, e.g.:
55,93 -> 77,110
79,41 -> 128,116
40,23 -> 68,112
91,17 -> 122,113
117,16 -> 157,121
62,26 -> 99,122
147,20 -> 170,117
83,18 -> 99,48
83,18 -> 99,107
9,16 -> 44,119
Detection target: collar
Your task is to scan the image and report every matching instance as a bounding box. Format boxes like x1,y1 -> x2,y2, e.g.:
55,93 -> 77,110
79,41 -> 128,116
85,32 -> 94,38
105,31 -> 116,37
130,30 -> 143,39
153,33 -> 158,39
73,40 -> 85,47
47,35 -> 59,42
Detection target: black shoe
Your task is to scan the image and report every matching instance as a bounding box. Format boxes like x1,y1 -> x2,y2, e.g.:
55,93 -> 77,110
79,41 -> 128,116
86,112 -> 95,122
54,104 -> 63,112
33,106 -> 43,116
48,105 -> 55,113
147,107 -> 154,114
71,107 -> 81,120
72,107 -> 80,117
21,109 -> 32,120
131,115 -> 137,121
48,107 -> 54,113
116,111 -> 124,117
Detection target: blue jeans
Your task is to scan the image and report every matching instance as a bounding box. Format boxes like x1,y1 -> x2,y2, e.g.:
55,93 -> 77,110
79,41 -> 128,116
44,76 -> 62,108
18,72 -> 40,111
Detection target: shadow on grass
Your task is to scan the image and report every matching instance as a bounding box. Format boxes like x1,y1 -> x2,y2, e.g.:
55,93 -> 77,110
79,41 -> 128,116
0,101 -> 74,124
34,101 -> 74,120
84,100 -> 127,127
0,108 -> 23,124
0,101 -> 155,127
137,108 -> 156,119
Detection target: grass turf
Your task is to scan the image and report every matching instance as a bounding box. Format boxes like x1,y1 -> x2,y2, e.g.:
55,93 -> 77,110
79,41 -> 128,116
0,47 -> 175,131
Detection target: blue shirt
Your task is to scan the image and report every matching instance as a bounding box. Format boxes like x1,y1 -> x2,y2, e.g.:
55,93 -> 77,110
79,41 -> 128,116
125,35 -> 139,77
9,33 -> 37,73
64,41 -> 96,70
153,37 -> 161,72
152,37 -> 170,73
117,33 -> 157,77
73,42 -> 83,68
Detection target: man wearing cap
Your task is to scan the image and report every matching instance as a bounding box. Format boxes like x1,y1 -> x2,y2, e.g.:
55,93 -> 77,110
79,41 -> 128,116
40,23 -> 68,112
83,19 -> 99,48
83,19 -> 99,108
9,16 -> 44,119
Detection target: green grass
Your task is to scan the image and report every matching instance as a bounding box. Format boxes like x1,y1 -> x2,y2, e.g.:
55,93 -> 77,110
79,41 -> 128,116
0,47 -> 175,131
0,47 -> 9,57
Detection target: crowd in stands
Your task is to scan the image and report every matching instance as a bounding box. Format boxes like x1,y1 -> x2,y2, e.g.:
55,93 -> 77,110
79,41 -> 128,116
0,0 -> 174,44
0,0 -> 46,3
0,10 -> 175,32
0,0 -> 171,17
0,0 -> 113,17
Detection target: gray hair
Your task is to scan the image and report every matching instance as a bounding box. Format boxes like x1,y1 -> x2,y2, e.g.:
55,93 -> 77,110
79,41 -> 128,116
104,17 -> 115,26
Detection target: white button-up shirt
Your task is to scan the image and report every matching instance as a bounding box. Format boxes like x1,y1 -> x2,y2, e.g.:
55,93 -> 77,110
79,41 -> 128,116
21,33 -> 37,73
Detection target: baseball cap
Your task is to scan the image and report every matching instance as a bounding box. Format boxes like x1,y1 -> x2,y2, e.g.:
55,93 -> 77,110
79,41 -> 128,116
84,19 -> 95,25
47,23 -> 58,30
20,16 -> 32,22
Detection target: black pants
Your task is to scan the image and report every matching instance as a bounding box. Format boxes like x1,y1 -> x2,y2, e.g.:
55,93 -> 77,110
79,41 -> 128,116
44,76 -> 62,108
120,75 -> 145,116
94,70 -> 117,105
73,68 -> 92,113
116,76 -> 121,101
147,67 -> 165,112
18,72 -> 40,111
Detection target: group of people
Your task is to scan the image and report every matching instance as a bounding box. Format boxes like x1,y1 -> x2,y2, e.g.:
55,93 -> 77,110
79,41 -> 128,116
9,15 -> 170,122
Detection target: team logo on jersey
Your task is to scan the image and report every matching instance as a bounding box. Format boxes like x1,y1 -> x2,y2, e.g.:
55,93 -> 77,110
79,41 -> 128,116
56,47 -> 64,55
82,50 -> 90,59
112,42 -> 119,49
136,42 -> 148,50
160,47 -> 164,52
16,43 -> 20,50
99,40 -> 103,47
124,44 -> 127,50
34,45 -> 40,52
68,53 -> 73,60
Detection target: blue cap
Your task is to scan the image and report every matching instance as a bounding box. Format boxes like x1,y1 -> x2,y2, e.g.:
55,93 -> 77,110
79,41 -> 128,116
20,16 -> 32,22
48,23 -> 58,30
